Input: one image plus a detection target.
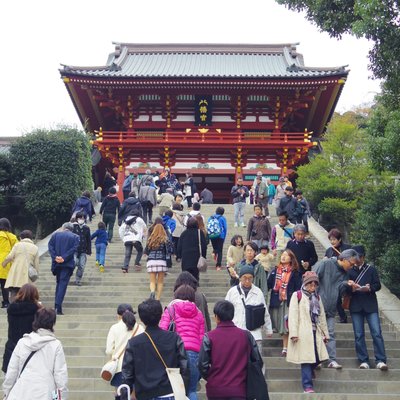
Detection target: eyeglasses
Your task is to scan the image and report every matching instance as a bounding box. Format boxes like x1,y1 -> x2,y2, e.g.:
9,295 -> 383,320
241,276 -> 253,282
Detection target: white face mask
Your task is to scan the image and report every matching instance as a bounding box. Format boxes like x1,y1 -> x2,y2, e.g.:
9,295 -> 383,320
77,219 -> 85,225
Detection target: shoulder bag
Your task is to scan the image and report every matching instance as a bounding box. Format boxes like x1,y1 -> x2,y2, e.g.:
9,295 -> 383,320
166,305 -> 176,332
23,245 -> 38,282
237,285 -> 265,331
342,265 -> 370,310
144,331 -> 189,400
245,331 -> 269,400
101,324 -> 140,382
197,230 -> 207,272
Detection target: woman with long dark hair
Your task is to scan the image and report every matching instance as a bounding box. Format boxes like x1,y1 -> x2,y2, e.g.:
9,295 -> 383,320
2,284 -> 41,373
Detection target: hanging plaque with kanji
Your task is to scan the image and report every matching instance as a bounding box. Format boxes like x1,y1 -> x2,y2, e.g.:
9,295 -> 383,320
195,96 -> 213,126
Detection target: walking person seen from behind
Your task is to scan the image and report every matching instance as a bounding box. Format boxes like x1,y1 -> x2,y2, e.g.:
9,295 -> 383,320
91,221 -> 108,273
100,186 -> 120,242
2,307 -> 68,400
105,304 -> 144,392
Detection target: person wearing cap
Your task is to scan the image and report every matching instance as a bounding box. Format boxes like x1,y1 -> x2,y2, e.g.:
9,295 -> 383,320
312,248 -> 359,369
105,304 -> 144,391
287,271 -> 329,394
286,224 -> 318,274
277,186 -> 298,223
225,263 -> 273,360
340,245 -> 388,371
48,222 -> 80,315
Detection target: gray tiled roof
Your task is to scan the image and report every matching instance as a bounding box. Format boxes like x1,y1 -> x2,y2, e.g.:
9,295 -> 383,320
62,43 -> 348,79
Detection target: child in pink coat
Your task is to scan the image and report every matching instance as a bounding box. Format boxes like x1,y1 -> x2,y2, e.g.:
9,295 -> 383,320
159,285 -> 205,400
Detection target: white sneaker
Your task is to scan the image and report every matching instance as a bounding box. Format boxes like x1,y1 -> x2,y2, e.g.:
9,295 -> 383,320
376,362 -> 388,371
327,361 -> 342,369
359,362 -> 370,369
234,223 -> 238,228
240,223 -> 246,227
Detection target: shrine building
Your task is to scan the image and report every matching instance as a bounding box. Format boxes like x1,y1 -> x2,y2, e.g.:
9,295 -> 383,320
60,43 -> 348,201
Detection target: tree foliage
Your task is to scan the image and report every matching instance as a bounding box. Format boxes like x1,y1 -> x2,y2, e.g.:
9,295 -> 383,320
352,183 -> 400,296
10,126 -> 93,237
276,0 -> 400,106
296,113 -> 374,236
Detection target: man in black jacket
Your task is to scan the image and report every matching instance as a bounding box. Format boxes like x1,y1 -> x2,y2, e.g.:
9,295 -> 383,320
100,187 -> 120,242
278,186 -> 298,222
118,192 -> 143,226
122,299 -> 189,400
340,245 -> 388,370
73,212 -> 91,286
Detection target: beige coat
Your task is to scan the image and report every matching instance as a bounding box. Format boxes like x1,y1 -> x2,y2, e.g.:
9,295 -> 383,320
286,291 -> 330,364
4,239 -> 39,289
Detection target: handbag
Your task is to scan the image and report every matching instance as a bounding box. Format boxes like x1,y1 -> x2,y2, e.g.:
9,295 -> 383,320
237,286 -> 265,331
101,324 -> 139,382
342,265 -> 370,311
197,230 -> 207,272
23,245 -> 38,282
144,331 -> 189,400
166,305 -> 176,332
245,332 -> 269,400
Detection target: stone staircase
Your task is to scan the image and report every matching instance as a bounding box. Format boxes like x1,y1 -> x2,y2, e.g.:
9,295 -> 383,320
1,204 -> 399,399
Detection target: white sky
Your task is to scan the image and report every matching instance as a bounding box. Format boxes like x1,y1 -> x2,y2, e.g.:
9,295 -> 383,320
0,0 -> 381,137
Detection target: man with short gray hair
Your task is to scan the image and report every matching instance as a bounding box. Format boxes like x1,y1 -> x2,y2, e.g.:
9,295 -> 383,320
48,222 -> 80,315
312,249 -> 359,369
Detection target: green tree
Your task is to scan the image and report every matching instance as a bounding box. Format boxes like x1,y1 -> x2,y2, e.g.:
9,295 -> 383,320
276,0 -> 400,106
352,183 -> 400,296
296,114 -> 374,236
10,126 -> 93,238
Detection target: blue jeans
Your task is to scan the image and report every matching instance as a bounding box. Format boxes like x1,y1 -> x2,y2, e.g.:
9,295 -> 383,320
95,243 -> 107,266
75,253 -> 87,283
148,397 -> 174,400
187,350 -> 200,400
234,202 -> 246,225
301,331 -> 320,389
351,311 -> 387,364
55,267 -> 73,312
268,195 -> 274,205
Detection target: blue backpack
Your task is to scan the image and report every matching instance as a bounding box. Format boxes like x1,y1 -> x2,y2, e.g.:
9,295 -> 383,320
207,215 -> 222,239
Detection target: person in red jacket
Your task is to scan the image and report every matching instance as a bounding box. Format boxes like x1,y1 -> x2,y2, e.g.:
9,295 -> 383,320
199,300 -> 265,400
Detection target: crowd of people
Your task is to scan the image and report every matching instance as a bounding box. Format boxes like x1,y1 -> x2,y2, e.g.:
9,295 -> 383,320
0,167 -> 390,399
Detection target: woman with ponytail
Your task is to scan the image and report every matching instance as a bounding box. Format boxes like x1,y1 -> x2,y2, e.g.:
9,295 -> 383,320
105,304 -> 144,390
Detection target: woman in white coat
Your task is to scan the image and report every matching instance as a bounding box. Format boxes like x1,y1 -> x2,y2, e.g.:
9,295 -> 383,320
2,307 -> 68,400
105,304 -> 144,391
287,271 -> 330,394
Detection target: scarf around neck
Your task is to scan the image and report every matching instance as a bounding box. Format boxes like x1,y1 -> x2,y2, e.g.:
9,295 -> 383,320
273,263 -> 292,301
301,287 -> 321,328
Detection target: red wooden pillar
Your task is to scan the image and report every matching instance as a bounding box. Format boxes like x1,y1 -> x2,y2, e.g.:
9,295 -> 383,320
117,167 -> 125,203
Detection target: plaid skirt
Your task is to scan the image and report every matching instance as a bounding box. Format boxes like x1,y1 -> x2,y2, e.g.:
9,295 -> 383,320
147,260 -> 168,273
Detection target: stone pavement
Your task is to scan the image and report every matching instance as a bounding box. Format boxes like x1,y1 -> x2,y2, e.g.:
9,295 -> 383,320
0,204 -> 399,399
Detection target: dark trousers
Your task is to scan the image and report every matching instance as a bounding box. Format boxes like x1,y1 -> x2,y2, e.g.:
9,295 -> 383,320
0,279 -> 9,305
141,201 -> 153,224
55,268 -> 73,312
211,237 -> 224,267
337,295 -> 347,322
185,266 -> 199,282
123,241 -> 143,270
123,190 -> 130,200
103,213 -> 116,241
186,196 -> 193,207
301,331 -> 320,389
296,214 -> 309,233
172,236 -> 179,256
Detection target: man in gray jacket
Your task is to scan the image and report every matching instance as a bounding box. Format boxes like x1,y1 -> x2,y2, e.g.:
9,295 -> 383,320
312,249 -> 359,369
138,182 -> 157,224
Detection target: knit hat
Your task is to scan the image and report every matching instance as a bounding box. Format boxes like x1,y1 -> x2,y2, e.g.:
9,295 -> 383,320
302,271 -> 319,286
239,265 -> 255,278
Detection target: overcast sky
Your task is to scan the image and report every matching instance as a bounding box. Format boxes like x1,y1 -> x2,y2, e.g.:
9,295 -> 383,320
0,0 -> 381,137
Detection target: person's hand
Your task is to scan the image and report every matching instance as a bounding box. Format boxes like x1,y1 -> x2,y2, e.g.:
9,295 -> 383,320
55,256 -> 64,263
291,337 -> 298,343
302,261 -> 310,269
347,280 -> 355,286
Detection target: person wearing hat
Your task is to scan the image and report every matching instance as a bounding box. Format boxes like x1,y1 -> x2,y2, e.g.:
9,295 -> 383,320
225,262 -> 273,360
105,304 -> 144,391
340,245 -> 388,371
287,271 -> 329,393
312,248 -> 359,369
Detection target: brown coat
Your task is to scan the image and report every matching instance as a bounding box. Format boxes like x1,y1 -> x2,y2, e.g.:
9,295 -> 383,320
286,291 -> 330,364
4,239 -> 39,289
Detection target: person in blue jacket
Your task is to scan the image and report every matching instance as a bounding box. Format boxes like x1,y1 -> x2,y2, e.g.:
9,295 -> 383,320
209,207 -> 228,271
48,223 -> 79,315
91,221 -> 108,272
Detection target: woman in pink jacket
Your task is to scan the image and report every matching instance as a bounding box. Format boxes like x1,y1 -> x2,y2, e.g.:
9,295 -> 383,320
160,284 -> 205,400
